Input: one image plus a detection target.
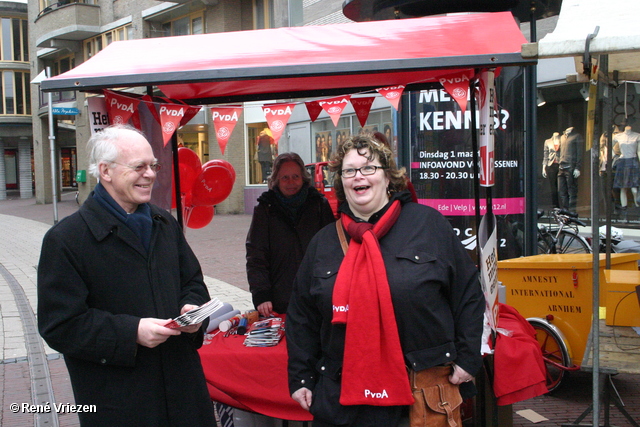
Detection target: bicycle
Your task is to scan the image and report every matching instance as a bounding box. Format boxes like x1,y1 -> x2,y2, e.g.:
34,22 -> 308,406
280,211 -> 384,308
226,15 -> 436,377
537,208 -> 592,254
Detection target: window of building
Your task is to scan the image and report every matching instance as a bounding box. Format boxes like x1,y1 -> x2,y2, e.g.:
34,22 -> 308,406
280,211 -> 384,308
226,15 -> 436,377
53,55 -> 75,76
178,130 -> 209,163
4,149 -> 17,189
310,109 -> 393,162
60,148 -> 77,188
84,24 -> 132,60
0,70 -> 31,115
254,0 -> 273,29
38,0 -> 98,14
248,123 -> 275,184
0,17 -> 28,62
160,11 -> 204,37
38,55 -> 76,107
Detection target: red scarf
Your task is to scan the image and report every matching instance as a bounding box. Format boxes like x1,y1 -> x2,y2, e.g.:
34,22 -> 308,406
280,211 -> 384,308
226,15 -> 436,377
332,200 -> 413,406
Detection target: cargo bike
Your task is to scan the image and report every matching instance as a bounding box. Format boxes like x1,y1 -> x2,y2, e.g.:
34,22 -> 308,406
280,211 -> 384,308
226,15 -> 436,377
497,253 -> 640,392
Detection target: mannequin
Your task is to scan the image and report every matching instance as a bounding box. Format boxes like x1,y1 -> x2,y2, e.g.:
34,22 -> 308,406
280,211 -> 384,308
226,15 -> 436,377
612,125 -> 640,214
257,128 -> 275,183
542,132 -> 561,208
557,127 -> 583,213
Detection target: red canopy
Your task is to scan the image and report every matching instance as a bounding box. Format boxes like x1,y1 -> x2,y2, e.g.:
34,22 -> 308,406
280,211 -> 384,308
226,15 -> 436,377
41,12 -> 531,104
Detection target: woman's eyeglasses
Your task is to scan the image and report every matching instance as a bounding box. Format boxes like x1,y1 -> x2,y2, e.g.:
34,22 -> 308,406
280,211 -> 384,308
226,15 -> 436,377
339,165 -> 386,178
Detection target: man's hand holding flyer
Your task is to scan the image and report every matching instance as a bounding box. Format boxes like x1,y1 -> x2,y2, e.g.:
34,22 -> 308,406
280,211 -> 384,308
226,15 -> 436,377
165,298 -> 223,329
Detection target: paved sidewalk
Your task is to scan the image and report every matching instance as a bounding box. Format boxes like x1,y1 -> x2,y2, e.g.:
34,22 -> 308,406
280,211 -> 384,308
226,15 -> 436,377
0,191 -> 254,426
0,191 -> 638,426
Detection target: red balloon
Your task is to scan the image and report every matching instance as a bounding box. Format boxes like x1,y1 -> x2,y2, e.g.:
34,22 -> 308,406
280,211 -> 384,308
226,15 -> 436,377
203,159 -> 236,181
178,146 -> 201,170
171,179 -> 194,210
191,165 -> 234,206
177,147 -> 202,194
185,205 -> 214,229
178,163 -> 199,193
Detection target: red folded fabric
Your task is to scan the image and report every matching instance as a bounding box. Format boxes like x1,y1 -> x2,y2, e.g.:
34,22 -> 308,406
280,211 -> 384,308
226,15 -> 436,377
332,201 -> 413,406
493,303 -> 548,405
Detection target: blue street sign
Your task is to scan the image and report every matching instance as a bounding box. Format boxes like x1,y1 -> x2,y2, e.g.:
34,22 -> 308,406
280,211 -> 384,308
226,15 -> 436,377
52,107 -> 79,115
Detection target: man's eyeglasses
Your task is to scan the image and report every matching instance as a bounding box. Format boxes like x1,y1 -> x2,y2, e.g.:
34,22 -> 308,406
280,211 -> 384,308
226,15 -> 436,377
113,162 -> 162,173
340,165 -> 386,178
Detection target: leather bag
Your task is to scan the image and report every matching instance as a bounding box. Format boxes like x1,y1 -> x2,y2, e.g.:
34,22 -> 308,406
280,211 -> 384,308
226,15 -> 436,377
409,366 -> 463,427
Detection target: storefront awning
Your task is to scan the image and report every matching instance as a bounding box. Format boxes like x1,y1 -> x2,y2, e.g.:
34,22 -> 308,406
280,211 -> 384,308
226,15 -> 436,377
534,0 -> 640,80
41,11 -> 532,104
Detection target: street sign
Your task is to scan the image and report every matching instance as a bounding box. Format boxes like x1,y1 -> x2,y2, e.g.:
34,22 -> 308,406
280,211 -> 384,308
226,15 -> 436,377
52,107 -> 79,115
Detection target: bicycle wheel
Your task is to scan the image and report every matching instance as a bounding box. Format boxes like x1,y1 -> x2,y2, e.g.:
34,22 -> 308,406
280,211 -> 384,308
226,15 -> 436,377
555,230 -> 591,254
528,318 -> 571,392
537,233 -> 554,254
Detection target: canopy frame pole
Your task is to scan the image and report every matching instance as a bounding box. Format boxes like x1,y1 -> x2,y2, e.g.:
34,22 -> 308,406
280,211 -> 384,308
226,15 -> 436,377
523,16 -> 538,256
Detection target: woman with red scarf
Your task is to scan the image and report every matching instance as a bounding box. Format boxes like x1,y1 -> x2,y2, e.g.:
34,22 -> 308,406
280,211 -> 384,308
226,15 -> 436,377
286,134 -> 484,426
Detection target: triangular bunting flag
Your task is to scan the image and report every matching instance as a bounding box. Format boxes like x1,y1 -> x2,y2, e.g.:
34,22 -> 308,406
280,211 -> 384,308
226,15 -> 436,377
350,97 -> 375,128
439,72 -> 472,113
179,105 -> 202,127
103,90 -> 140,126
142,95 -> 161,125
305,101 -> 323,122
158,103 -> 189,147
318,95 -> 350,127
160,97 -> 201,127
211,106 -> 243,155
262,103 -> 296,144
376,85 -> 405,110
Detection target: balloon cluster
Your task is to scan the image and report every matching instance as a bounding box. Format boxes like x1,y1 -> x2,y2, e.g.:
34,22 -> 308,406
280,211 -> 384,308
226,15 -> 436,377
172,147 -> 236,229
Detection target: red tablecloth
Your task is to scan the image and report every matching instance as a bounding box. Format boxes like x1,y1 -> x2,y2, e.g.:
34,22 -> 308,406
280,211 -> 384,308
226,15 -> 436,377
198,331 -> 313,421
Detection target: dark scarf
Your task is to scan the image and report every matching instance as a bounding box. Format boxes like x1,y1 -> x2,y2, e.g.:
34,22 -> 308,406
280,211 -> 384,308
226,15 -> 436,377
274,185 -> 309,224
93,182 -> 153,252
332,200 -> 413,406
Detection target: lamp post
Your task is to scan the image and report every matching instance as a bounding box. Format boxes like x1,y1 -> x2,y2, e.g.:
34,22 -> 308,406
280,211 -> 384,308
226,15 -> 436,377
46,67 -> 59,224
30,68 -> 59,223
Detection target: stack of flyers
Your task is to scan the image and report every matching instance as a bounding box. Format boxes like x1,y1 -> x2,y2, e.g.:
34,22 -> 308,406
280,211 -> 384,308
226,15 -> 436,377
165,298 -> 224,329
243,318 -> 284,347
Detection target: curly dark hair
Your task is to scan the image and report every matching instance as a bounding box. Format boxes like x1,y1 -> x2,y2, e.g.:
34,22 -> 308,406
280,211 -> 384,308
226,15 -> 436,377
329,133 -> 407,203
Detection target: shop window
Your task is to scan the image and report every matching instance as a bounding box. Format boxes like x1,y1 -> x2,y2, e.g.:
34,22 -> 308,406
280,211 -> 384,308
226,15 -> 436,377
248,123 -> 276,184
4,150 -> 17,190
310,109 -> 393,162
60,148 -> 77,188
177,131 -> 209,163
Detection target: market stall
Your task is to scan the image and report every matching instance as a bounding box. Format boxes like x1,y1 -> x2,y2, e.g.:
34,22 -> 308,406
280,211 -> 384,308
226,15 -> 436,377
199,332 -> 312,422
40,12 -> 532,104
40,11 -> 535,423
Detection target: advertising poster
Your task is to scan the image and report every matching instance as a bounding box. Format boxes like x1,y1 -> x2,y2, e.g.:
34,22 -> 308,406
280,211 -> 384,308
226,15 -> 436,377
86,97 -> 109,135
314,131 -> 332,162
335,129 -> 351,152
408,67 -> 526,261
478,213 -> 499,332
